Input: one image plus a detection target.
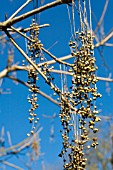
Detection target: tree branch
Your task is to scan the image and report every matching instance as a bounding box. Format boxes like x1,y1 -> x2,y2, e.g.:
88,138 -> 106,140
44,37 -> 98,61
11,26 -> 33,42
5,30 -> 56,90
7,0 -> 32,21
95,30 -> 113,48
4,30 -> 78,113
2,161 -> 24,170
6,75 -> 60,107
42,47 -> 72,67
0,127 -> 42,157
0,65 -> 27,79
38,54 -> 73,66
94,0 -> 109,34
97,76 -> 113,82
0,0 -> 71,29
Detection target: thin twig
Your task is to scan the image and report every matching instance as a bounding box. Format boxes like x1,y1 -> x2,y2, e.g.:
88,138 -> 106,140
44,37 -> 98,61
15,155 -> 31,170
6,75 -> 60,107
11,26 -> 33,42
1,63 -> 113,83
0,28 -> 21,41
7,0 -> 32,21
1,0 -> 66,29
94,0 -> 109,33
97,76 -> 113,82
2,161 -> 24,170
95,30 -> 113,48
46,69 -> 113,83
7,131 -> 13,148
48,68 -> 73,75
38,54 -> 73,66
5,31 -> 77,112
104,43 -> 113,47
38,90 -> 60,106
42,47 -> 72,67
5,30 -> 55,90
20,24 -> 50,33
0,128 -> 42,157
9,28 -> 71,67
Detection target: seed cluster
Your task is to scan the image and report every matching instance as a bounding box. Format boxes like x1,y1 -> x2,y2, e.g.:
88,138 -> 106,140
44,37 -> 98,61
59,30 -> 101,169
26,19 -> 42,136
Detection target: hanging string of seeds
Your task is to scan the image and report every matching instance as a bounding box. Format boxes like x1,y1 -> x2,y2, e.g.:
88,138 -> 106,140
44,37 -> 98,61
59,0 -> 101,169
26,19 -> 43,136
25,18 -> 56,136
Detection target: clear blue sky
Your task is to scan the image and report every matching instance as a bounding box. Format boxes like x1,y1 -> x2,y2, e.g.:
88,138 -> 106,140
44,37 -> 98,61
0,0 -> 113,169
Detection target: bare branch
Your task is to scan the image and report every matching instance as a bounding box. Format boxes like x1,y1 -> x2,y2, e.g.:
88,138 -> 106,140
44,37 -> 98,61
97,76 -> 113,82
1,0 -> 70,29
0,127 -> 43,157
38,90 -> 60,106
95,30 -> 113,48
7,75 -> 60,107
38,54 -> 73,66
104,43 -> 113,47
21,24 -> 50,33
94,0 -> 109,33
7,0 -> 32,21
5,30 -> 56,90
6,74 -> 76,112
2,161 -> 24,170
7,131 -> 13,147
11,26 -> 33,42
42,47 -> 72,67
0,65 -> 27,79
46,69 -> 113,83
4,31 -> 78,114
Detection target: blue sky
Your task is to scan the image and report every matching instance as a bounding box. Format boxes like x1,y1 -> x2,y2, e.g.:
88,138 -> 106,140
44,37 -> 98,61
0,0 -> 113,169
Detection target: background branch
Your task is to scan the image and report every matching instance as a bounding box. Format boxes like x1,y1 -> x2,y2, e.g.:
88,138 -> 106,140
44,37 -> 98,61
94,0 -> 109,33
